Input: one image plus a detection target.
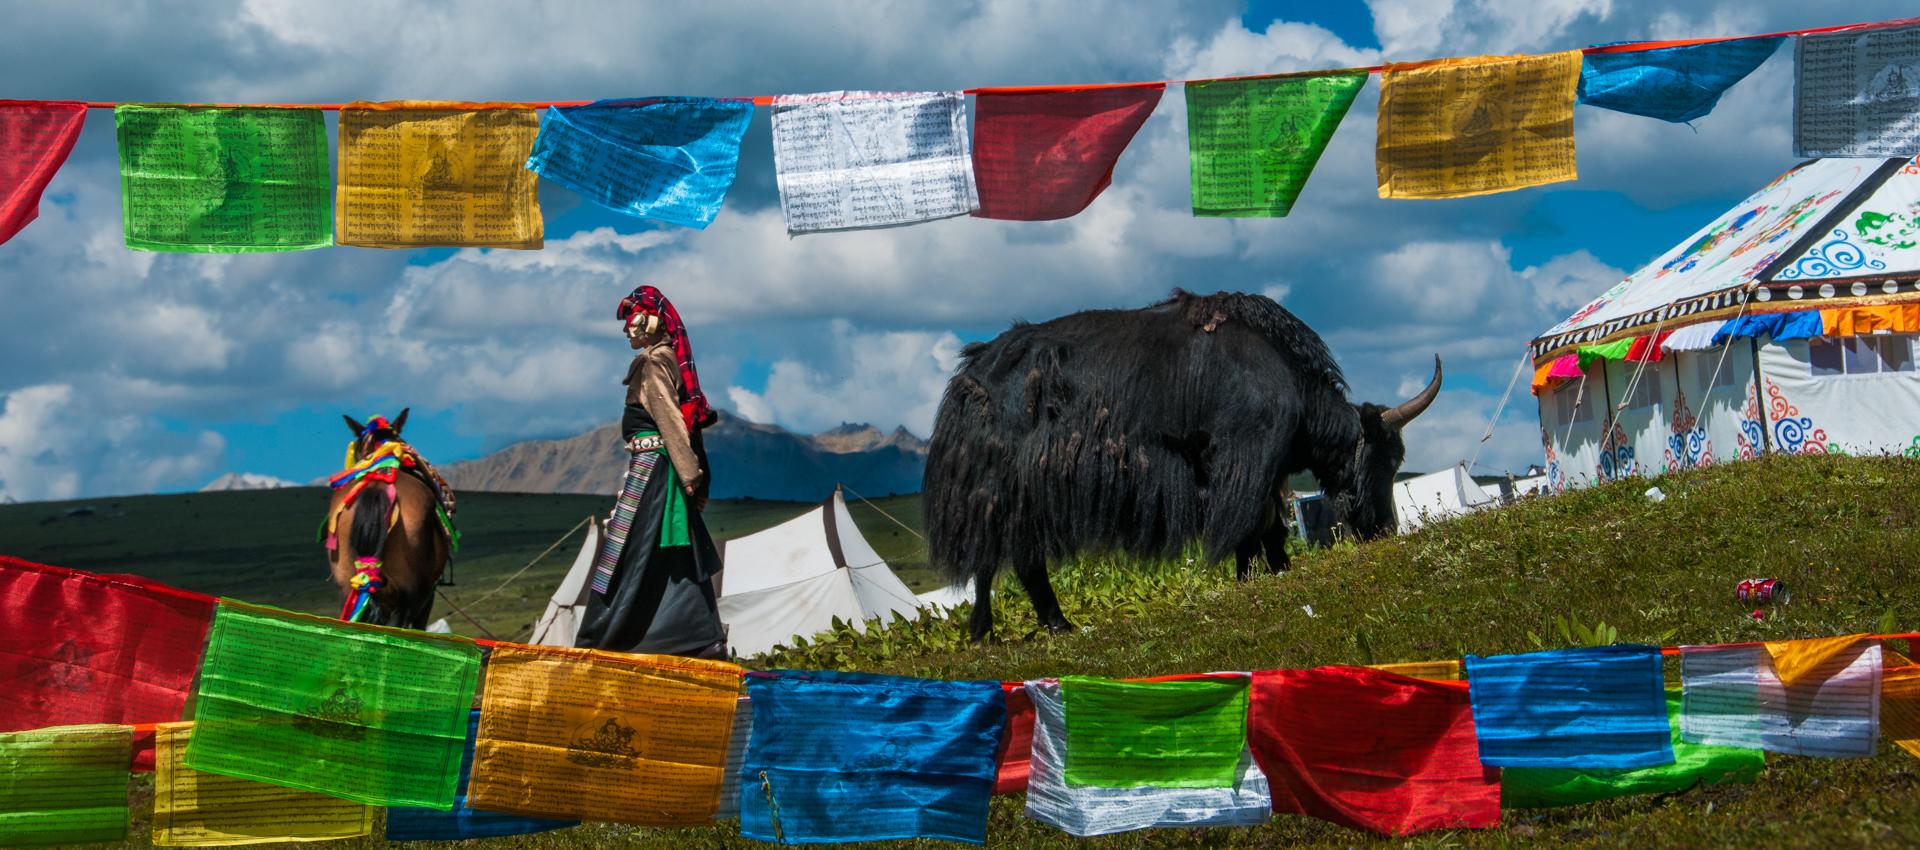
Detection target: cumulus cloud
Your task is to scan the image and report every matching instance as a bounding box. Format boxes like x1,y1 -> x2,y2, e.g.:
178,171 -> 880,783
726,322 -> 963,436
0,383 -> 225,502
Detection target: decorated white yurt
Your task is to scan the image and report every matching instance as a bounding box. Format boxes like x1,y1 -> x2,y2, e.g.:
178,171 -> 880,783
714,487 -> 925,657
1533,155 -> 1920,491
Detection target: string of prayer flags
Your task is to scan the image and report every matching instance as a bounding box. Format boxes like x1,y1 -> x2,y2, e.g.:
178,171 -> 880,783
740,670 -> 1005,845
1186,72 -> 1366,217
1502,691 -> 1764,809
1248,667 -> 1499,836
1680,635 -> 1882,757
386,710 -> 576,841
152,722 -> 372,846
336,101 -> 542,249
1884,647 -> 1920,759
468,644 -> 740,825
1061,674 -> 1249,788
0,724 -> 129,848
713,696 -> 754,821
971,84 -> 1163,221
771,91 -> 979,234
113,105 -> 332,252
1025,679 -> 1271,837
1794,22 -> 1920,157
0,556 -> 215,772
525,97 -> 754,229
1578,38 -> 1782,123
1377,51 -> 1582,199
1465,644 -> 1673,769
994,682 -> 1036,794
0,101 -> 86,246
183,601 -> 480,809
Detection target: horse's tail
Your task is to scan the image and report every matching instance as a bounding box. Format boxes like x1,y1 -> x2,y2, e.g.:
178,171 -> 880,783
341,485 -> 394,623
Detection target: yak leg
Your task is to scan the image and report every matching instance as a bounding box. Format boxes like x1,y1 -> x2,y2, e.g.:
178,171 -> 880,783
1013,555 -> 1074,633
968,562 -> 1000,644
1261,519 -> 1293,574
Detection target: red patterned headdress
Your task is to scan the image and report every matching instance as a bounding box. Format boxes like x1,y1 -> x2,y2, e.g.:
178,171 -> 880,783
618,285 -> 716,432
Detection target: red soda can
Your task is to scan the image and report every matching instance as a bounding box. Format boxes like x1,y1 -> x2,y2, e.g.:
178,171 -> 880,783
1737,578 -> 1788,605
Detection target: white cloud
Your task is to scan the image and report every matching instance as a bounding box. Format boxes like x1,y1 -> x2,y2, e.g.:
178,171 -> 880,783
0,384 -> 225,502
728,323 -> 963,436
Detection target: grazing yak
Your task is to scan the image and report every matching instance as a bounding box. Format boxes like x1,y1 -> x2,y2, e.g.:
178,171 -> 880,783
924,289 -> 1439,642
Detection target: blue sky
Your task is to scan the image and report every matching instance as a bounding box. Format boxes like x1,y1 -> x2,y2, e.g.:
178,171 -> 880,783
0,0 -> 1901,500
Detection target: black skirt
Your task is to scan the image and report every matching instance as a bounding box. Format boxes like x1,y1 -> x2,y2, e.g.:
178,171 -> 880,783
574,453 -> 726,657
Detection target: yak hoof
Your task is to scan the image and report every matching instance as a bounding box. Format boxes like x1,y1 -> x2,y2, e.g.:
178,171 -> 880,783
1043,617 -> 1076,634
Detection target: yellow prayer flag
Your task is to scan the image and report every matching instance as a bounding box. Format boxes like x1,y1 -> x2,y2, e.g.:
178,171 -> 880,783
1367,659 -> 1463,681
152,723 -> 372,846
1377,51 -> 1580,199
1764,634 -> 1873,689
337,101 -> 542,249
468,644 -> 742,825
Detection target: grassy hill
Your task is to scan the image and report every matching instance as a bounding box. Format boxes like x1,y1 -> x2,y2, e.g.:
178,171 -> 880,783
7,454 -> 1919,847
0,487 -> 936,641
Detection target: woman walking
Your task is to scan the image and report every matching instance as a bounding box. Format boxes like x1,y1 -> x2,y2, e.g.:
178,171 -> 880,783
575,284 -> 728,659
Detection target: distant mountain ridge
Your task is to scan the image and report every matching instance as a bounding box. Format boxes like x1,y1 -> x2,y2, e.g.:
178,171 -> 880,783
438,411 -> 928,501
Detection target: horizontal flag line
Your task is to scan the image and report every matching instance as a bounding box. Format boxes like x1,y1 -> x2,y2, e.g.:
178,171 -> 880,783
61,14 -> 1920,111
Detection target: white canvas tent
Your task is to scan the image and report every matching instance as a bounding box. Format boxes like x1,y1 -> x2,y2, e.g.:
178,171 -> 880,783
1534,156 -> 1920,491
1392,463 -> 1495,533
915,581 -> 973,612
528,519 -> 603,647
716,488 -> 924,658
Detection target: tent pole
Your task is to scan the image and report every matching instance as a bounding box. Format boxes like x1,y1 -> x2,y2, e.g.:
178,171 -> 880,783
1749,336 -> 1773,455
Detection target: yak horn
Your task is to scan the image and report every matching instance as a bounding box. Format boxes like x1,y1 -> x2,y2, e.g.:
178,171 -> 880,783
1381,356 -> 1442,429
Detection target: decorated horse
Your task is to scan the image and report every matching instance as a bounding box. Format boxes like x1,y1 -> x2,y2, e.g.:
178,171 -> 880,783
320,409 -> 459,628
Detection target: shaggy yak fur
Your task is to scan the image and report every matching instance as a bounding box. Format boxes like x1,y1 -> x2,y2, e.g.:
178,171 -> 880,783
924,289 -> 1440,642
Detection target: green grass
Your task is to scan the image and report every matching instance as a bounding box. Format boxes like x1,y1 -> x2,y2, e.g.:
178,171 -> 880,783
11,454 -> 1920,848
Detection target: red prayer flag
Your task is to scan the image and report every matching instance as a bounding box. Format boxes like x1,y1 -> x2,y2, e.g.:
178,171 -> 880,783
0,556 -> 216,771
1248,666 -> 1500,836
972,84 -> 1163,221
0,101 -> 87,245
994,682 -> 1034,794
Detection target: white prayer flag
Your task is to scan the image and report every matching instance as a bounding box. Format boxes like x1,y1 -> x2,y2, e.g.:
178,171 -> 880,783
1795,23 -> 1920,157
771,91 -> 979,234
1680,639 -> 1881,758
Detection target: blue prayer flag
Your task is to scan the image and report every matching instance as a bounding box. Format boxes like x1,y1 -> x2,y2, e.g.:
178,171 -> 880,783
1465,645 -> 1674,769
525,97 -> 753,229
740,670 -> 1005,845
1579,38 -> 1782,123
1709,310 -> 1824,345
386,710 -> 576,842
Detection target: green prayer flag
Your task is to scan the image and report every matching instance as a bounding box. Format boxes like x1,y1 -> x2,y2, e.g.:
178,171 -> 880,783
1061,675 -> 1248,788
115,105 -> 332,252
0,724 -> 130,847
184,601 -> 481,810
1502,691 -> 1764,808
1185,72 -> 1366,217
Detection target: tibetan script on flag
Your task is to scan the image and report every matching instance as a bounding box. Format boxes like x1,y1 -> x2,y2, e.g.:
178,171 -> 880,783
153,722 -> 372,846
0,724 -> 129,848
772,91 -> 978,234
1061,674 -> 1249,788
972,84 -> 1162,221
1186,73 -> 1365,217
0,101 -> 86,245
0,556 -> 214,769
526,97 -> 753,229
1795,23 -> 1920,158
115,105 -> 332,252
183,601 -> 480,809
467,644 -> 741,825
1378,51 -> 1581,199
1680,635 -> 1882,757
337,101 -> 542,248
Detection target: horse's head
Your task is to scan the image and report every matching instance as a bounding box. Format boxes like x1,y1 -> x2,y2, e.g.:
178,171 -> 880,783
342,408 -> 409,462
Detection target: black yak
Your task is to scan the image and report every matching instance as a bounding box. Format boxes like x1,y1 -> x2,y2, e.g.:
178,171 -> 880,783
924,289 -> 1439,642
